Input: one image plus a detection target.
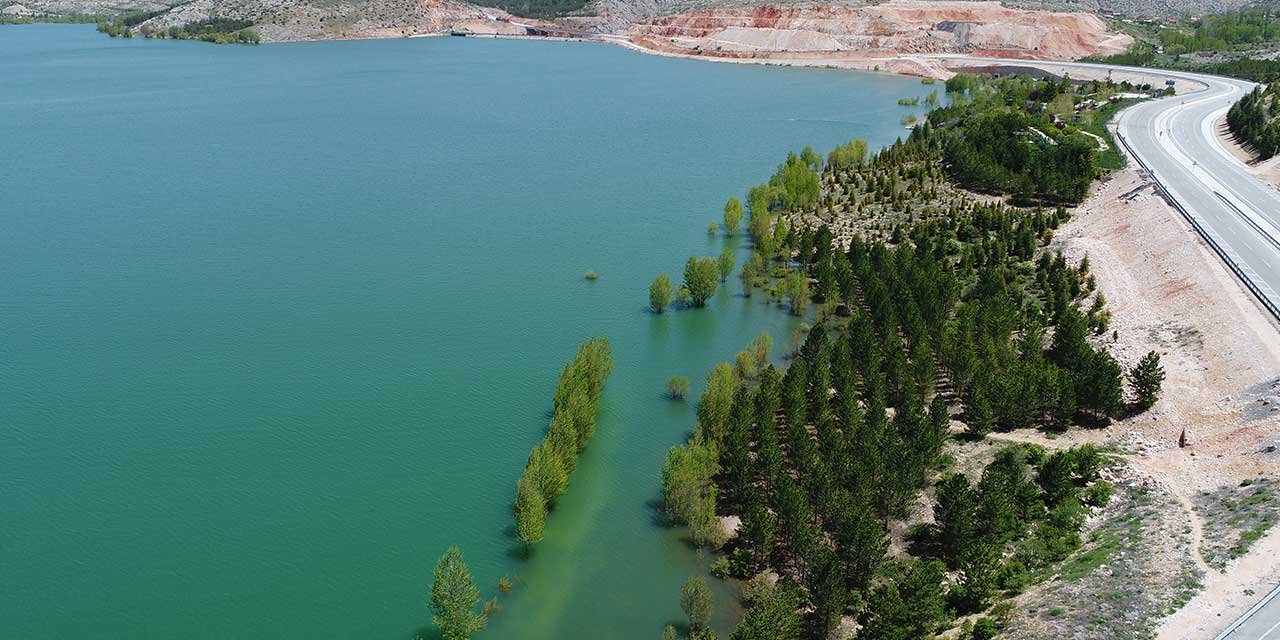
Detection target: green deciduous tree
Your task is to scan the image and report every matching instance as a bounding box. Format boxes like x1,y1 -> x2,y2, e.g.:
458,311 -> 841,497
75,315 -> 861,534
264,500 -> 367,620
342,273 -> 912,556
782,272 -> 808,316
662,442 -> 723,547
684,257 -> 720,307
747,331 -> 772,367
680,575 -> 714,631
826,138 -> 867,171
667,376 -> 691,400
651,273 -> 673,314
514,476 -> 545,546
723,196 -> 744,235
525,443 -> 567,505
718,248 -> 735,283
429,547 -> 486,640
696,363 -> 737,443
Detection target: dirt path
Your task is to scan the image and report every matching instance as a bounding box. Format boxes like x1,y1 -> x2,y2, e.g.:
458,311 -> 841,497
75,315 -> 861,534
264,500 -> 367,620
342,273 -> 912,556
1050,159 -> 1280,637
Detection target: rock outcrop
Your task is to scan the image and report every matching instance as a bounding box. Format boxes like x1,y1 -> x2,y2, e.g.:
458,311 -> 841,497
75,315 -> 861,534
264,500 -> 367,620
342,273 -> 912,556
129,0 -> 517,41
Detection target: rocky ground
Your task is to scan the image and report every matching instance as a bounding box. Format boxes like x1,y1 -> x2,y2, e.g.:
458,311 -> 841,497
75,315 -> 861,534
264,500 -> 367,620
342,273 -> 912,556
1007,153 -> 1280,638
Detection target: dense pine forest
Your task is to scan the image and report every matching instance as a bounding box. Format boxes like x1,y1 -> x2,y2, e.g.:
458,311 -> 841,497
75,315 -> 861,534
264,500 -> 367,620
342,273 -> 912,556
659,74 -> 1164,640
1227,83 -> 1280,159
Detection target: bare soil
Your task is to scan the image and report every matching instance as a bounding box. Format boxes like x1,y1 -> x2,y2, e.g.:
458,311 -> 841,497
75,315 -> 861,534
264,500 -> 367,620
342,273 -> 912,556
1214,114 -> 1280,187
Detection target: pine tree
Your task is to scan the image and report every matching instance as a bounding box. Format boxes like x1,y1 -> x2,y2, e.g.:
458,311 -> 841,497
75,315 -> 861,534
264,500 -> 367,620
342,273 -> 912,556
1128,350 -> 1165,411
965,386 -> 994,437
729,583 -> 802,640
934,473 -> 977,566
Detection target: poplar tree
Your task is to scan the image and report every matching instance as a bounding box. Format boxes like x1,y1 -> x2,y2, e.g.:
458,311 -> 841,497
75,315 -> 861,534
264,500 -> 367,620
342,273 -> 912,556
514,476 -> 545,546
723,196 -> 744,235
718,248 -> 735,283
429,547 -> 486,640
680,575 -> 714,631
650,273 -> 673,314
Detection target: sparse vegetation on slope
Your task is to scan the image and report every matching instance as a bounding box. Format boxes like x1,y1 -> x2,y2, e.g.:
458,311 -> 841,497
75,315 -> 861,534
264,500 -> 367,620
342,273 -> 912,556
1194,477 -> 1280,570
1092,8 -> 1280,82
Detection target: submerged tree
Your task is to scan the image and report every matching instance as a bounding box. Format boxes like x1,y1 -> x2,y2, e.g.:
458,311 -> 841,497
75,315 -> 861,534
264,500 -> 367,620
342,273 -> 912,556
514,476 -> 545,546
430,547 -> 486,640
666,376 -> 691,400
680,575 -> 714,631
650,273 -> 673,314
684,256 -> 720,307
723,196 -> 744,235
718,248 -> 736,283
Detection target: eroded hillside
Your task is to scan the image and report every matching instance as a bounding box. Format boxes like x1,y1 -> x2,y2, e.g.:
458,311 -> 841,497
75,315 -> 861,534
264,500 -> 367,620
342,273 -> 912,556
626,1 -> 1132,61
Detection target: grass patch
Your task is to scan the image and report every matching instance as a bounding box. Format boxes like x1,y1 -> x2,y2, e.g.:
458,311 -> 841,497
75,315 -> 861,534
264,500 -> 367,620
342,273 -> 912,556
1196,478 -> 1280,570
1082,99 -> 1139,171
1058,530 -> 1122,581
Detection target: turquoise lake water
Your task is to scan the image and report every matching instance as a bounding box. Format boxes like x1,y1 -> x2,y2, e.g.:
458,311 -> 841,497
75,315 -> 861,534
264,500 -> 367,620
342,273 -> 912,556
0,25 -> 933,639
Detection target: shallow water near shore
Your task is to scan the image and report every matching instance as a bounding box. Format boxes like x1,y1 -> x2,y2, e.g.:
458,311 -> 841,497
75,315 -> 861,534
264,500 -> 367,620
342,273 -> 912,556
0,25 -> 932,639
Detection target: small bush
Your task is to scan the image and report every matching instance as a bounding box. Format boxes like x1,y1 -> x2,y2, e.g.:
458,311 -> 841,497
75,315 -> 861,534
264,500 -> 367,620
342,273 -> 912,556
710,556 -> 731,579
972,617 -> 998,640
666,376 -> 691,400
584,271 -> 598,280
1084,481 -> 1114,508
998,560 -> 1031,594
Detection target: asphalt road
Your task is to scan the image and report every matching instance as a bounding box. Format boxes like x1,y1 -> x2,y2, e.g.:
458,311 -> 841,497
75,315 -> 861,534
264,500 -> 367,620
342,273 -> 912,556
934,56 -> 1280,322
1114,68 -> 1280,321
1218,583 -> 1280,640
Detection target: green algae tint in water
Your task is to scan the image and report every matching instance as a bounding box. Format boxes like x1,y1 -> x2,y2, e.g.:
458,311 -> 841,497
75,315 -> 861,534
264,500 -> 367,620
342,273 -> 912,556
0,25 -> 933,639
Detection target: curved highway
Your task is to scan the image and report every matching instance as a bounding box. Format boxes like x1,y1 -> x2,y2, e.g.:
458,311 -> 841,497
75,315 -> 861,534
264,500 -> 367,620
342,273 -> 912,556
929,56 -> 1280,320
1114,68 -> 1280,321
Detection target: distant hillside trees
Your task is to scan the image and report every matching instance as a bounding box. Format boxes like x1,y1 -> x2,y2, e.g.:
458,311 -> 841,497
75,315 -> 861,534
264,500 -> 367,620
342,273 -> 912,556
483,0 -> 591,19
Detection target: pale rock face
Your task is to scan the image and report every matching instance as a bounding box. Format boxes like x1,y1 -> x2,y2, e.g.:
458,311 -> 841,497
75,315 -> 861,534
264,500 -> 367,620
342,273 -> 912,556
625,0 -> 1134,61
129,0 -> 513,41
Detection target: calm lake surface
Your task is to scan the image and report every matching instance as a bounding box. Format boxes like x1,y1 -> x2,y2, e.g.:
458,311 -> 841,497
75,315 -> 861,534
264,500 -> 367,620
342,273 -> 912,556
0,25 -> 933,639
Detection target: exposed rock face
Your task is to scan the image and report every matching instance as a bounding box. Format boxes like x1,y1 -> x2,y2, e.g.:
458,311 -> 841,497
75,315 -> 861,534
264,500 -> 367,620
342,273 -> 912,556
3,0 -> 172,16
626,0 -> 1133,61
130,0 -> 513,41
